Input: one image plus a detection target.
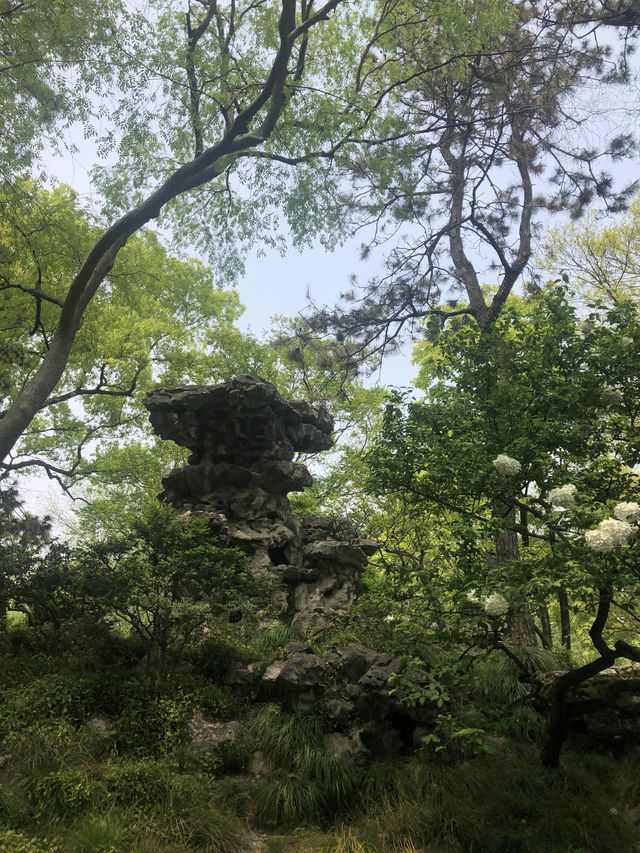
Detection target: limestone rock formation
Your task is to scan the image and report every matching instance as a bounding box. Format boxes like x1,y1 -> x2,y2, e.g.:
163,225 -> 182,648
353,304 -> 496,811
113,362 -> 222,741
222,642 -> 436,761
144,375 -> 377,626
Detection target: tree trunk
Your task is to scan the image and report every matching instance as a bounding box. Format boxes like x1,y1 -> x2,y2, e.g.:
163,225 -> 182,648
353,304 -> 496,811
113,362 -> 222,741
538,604 -> 553,650
492,501 -> 538,646
559,586 -> 571,651
540,652 -> 616,767
541,587 -> 617,767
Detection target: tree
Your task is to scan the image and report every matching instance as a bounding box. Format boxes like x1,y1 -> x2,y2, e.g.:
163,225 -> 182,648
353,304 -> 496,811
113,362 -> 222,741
306,0 -> 638,357
69,507 -> 265,678
0,483 -> 51,626
0,179 -> 259,491
5,505 -> 267,675
365,284 -> 640,763
0,0 -> 125,178
0,0 -> 348,465
542,192 -> 640,304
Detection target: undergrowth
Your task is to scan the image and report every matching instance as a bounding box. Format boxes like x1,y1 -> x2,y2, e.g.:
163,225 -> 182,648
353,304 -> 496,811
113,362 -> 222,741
0,640 -> 639,852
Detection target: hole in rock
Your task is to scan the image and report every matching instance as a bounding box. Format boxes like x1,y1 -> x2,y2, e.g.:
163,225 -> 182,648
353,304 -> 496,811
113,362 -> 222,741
268,545 -> 289,565
390,711 -> 416,753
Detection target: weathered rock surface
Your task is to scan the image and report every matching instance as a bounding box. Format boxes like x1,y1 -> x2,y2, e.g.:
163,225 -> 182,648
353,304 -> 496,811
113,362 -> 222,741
144,375 -> 377,625
189,717 -> 241,752
193,643 -> 435,764
229,643 -> 436,760
562,670 -> 640,754
147,377 -> 424,763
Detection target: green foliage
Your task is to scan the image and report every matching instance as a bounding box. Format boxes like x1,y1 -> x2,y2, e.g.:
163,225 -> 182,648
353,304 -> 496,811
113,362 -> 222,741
111,688 -> 194,757
0,0 -> 124,177
0,179 -> 259,497
0,676 -> 94,741
248,704 -> 324,769
102,758 -> 179,809
6,506 -> 267,676
248,704 -> 359,828
543,194 -> 640,304
473,646 -> 558,704
287,748 -> 640,852
26,767 -> 100,821
365,285 -> 640,657
0,630 -> 638,850
3,719 -> 92,775
55,810 -> 130,853
255,771 -> 331,828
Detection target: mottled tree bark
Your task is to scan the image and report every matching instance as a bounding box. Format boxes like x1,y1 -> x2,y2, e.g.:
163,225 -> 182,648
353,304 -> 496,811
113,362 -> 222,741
559,586 -> 572,651
541,587 -> 618,767
492,501 -> 538,647
538,604 -> 553,650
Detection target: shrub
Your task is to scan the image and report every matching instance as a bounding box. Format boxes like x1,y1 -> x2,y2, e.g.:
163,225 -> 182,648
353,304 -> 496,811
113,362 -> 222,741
110,682 -> 195,756
4,720 -> 91,773
72,507 -> 269,679
0,674 -> 94,740
103,758 -> 176,808
26,768 -> 100,821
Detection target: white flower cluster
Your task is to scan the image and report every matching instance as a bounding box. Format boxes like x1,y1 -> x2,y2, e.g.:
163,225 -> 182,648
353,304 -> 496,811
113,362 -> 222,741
584,518 -> 634,553
492,454 -> 521,476
484,592 -> 510,617
466,590 -> 509,617
621,337 -> 634,349
548,484 -> 577,507
614,501 -> 640,522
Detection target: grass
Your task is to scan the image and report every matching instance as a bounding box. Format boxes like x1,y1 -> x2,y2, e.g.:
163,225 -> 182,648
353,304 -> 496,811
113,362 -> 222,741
281,746 -> 640,852
1,642 -> 639,852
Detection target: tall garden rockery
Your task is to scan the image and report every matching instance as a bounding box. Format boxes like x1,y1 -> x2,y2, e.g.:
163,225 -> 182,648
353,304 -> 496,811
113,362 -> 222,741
144,374 -> 378,629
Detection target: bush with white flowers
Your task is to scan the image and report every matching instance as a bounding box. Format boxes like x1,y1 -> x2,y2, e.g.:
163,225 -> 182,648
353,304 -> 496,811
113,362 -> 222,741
584,517 -> 634,552
613,501 -> 640,522
492,454 -> 521,476
466,589 -> 509,617
602,386 -> 624,405
548,484 -> 577,507
483,592 -> 510,617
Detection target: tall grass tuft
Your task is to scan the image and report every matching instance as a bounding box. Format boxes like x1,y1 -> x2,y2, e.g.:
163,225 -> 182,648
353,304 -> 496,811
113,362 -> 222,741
248,704 -> 360,828
474,645 -> 559,703
248,704 -> 324,768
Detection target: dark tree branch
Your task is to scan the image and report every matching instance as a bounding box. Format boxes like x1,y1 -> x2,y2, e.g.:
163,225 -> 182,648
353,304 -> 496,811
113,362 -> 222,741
0,278 -> 63,308
42,361 -> 144,408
